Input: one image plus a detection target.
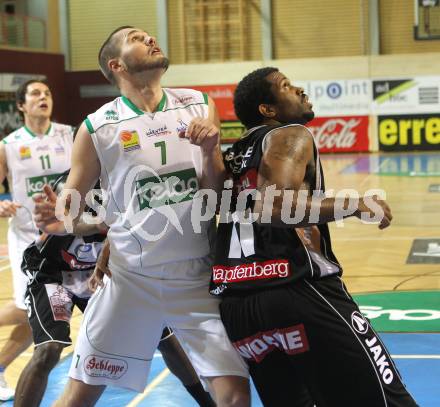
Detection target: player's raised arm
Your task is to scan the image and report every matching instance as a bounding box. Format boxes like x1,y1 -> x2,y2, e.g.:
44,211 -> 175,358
182,96 -> 226,193
254,125 -> 392,229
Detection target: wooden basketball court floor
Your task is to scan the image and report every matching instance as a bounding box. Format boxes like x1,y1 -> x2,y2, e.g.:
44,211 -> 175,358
0,151 -> 439,406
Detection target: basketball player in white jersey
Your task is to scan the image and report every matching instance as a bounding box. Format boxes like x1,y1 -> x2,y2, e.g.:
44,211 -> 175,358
0,80 -> 74,400
35,26 -> 249,406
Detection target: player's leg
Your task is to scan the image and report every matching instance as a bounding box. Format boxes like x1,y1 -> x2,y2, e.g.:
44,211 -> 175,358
0,230 -> 33,400
219,288 -> 316,407
55,268 -> 164,405
299,276 -> 419,406
14,342 -> 64,407
158,327 -> 215,407
205,375 -> 249,407
0,301 -> 28,326
14,282 -> 76,406
163,260 -> 250,407
52,379 -> 106,407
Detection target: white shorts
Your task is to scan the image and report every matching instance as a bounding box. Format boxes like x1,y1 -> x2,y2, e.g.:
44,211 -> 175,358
8,227 -> 36,310
69,257 -> 249,392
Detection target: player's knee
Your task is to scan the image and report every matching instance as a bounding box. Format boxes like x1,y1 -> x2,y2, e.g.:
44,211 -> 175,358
32,343 -> 63,372
210,376 -> 250,407
216,389 -> 250,407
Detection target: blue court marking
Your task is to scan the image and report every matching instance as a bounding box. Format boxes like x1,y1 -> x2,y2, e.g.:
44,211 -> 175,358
5,333 -> 437,406
341,152 -> 440,176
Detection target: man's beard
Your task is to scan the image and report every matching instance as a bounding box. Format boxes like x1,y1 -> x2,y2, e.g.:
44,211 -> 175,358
125,56 -> 170,74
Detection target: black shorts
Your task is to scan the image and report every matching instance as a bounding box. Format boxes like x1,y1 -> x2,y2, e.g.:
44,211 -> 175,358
25,282 -> 88,347
220,276 -> 419,407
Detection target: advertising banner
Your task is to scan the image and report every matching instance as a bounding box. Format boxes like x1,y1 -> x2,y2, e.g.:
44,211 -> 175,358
191,84 -> 237,121
372,76 -> 440,115
378,114 -> 440,151
307,116 -> 369,153
295,79 -> 371,117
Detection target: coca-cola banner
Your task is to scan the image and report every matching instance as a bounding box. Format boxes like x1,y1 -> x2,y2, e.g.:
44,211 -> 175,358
306,116 -> 369,153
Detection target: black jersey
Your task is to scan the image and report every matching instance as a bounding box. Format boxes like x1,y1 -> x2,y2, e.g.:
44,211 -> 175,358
210,124 -> 342,296
22,233 -> 106,288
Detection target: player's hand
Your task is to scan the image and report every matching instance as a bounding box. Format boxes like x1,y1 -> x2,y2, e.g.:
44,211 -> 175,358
355,195 -> 393,229
0,200 -> 21,217
33,184 -> 67,235
89,239 -> 111,292
179,118 -> 220,153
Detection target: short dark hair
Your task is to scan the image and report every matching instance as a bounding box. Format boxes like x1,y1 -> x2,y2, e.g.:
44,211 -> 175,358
98,25 -> 134,84
15,79 -> 49,120
233,67 -> 279,129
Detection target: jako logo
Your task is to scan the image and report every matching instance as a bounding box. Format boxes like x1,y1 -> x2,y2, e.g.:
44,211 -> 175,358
84,355 -> 127,379
365,336 -> 394,384
351,311 -> 369,334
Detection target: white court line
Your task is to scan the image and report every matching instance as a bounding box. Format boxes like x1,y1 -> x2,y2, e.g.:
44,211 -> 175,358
391,355 -> 440,359
126,368 -> 170,407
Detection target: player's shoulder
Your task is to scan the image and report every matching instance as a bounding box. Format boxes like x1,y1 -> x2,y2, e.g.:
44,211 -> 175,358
162,87 -> 208,110
85,97 -> 137,134
263,124 -> 314,154
2,126 -> 25,145
51,122 -> 75,136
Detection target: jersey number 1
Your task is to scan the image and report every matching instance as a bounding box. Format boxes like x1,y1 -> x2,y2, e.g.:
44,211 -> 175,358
154,141 -> 167,165
39,154 -> 51,170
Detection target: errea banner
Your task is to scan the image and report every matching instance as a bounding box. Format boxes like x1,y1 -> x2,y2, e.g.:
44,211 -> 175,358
378,114 -> 440,151
295,79 -> 371,117
372,76 -> 440,115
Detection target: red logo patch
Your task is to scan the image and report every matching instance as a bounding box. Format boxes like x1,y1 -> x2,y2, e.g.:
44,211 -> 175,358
233,324 -> 309,363
84,355 -> 127,379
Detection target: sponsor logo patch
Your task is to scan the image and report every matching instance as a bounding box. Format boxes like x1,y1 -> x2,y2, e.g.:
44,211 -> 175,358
120,130 -> 141,152
105,109 -> 119,120
351,310 -> 369,334
233,324 -> 309,363
45,284 -> 72,322
136,168 -> 198,210
172,96 -> 195,105
145,125 -> 172,138
365,336 -> 394,384
54,144 -> 65,155
25,173 -> 63,196
19,145 -> 31,160
212,259 -> 291,284
84,355 -> 127,379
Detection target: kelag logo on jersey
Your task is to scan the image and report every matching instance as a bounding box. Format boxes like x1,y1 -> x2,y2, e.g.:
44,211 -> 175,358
136,168 -> 198,210
25,173 -> 63,196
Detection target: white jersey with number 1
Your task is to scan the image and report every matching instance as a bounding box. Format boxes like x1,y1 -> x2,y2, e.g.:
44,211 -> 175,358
86,88 -> 216,277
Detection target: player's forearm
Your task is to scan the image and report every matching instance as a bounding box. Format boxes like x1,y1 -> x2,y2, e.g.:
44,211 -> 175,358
199,147 -> 226,193
73,220 -> 107,236
254,192 -> 356,227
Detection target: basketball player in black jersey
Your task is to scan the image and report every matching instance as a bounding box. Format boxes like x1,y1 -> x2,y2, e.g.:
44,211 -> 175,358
211,67 -> 418,406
